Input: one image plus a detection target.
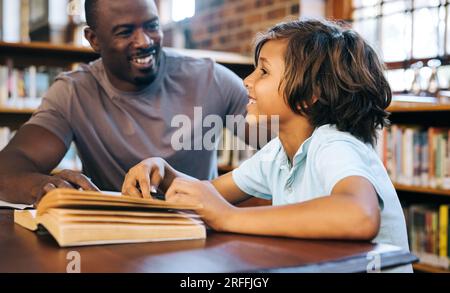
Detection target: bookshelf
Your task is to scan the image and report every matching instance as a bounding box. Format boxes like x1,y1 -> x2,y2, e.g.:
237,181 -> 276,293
388,102 -> 450,113
412,263 -> 450,274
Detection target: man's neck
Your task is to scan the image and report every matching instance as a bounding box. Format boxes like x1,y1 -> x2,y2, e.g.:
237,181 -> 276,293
104,69 -> 154,92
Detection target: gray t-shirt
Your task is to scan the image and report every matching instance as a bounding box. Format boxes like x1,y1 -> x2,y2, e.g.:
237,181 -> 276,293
26,49 -> 248,191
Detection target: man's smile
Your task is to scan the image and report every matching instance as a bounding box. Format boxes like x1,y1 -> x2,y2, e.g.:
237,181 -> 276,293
130,49 -> 157,70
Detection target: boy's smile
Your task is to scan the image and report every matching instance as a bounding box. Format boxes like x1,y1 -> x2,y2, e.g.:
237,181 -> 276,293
247,95 -> 257,107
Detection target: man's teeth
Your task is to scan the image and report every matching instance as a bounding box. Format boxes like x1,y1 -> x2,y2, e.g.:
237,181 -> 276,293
133,55 -> 153,64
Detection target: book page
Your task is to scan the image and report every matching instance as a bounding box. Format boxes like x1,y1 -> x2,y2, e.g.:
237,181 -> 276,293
0,199 -> 33,210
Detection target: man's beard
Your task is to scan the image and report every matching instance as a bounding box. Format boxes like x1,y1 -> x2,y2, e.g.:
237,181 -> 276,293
133,73 -> 157,86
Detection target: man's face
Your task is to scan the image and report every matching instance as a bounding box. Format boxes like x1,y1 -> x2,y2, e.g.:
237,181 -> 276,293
86,0 -> 163,91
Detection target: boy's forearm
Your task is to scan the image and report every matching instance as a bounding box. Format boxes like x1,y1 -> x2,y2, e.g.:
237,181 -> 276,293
160,162 -> 198,192
220,195 -> 380,240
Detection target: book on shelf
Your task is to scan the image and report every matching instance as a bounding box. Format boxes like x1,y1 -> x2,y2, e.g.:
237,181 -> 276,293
0,63 -> 64,109
217,128 -> 257,169
377,125 -> 450,189
14,188 -> 206,247
0,126 -> 14,151
404,204 -> 450,269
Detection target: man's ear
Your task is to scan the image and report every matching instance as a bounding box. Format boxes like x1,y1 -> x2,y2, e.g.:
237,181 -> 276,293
84,27 -> 100,53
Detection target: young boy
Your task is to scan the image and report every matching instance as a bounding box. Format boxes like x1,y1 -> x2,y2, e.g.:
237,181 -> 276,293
122,20 -> 412,272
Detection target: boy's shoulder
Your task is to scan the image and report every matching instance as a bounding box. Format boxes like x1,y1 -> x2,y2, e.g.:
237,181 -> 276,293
309,124 -> 371,153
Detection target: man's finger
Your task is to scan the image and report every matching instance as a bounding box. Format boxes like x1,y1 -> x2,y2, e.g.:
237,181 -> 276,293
150,169 -> 162,189
55,170 -> 100,191
138,174 -> 151,199
43,183 -> 57,194
125,186 -> 142,198
53,178 -> 76,189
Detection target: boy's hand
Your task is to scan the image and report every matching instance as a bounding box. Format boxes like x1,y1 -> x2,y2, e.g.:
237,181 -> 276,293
165,178 -> 235,231
122,157 -> 166,198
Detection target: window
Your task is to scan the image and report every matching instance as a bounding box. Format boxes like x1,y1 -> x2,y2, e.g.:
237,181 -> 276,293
352,0 -> 446,62
352,0 -> 450,93
171,0 -> 195,22
159,0 -> 196,25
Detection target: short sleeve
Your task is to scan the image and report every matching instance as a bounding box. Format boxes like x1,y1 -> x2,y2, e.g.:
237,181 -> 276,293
25,76 -> 74,148
231,143 -> 278,200
314,139 -> 385,209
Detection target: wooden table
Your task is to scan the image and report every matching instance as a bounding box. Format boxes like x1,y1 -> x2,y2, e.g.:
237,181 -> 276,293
0,210 -> 417,273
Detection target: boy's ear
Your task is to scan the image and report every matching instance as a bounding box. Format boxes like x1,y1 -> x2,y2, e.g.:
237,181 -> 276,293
84,27 -> 100,53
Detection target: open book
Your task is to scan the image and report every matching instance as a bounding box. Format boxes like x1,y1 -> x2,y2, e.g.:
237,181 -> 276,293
14,189 -> 206,247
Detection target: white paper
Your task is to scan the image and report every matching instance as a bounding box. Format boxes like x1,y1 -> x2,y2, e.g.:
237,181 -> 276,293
0,200 -> 33,210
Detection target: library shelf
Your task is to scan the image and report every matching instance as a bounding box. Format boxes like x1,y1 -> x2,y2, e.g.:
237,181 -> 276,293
0,107 -> 35,115
413,263 -> 449,273
394,184 -> 450,197
388,102 -> 450,113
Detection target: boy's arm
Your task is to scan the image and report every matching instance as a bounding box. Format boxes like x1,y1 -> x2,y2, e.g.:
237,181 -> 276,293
221,176 -> 381,240
166,175 -> 380,241
122,158 -> 251,204
211,173 -> 252,204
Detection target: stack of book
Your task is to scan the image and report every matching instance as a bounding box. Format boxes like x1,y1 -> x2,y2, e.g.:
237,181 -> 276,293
404,204 -> 449,269
0,126 -> 12,151
15,189 -> 206,247
377,125 -> 450,189
0,63 -> 64,109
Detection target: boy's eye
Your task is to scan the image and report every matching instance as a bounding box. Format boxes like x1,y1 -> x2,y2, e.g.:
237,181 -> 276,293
260,68 -> 268,75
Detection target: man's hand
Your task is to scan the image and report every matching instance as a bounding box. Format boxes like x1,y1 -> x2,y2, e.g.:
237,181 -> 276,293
43,169 -> 100,193
0,170 -> 100,205
122,157 -> 167,198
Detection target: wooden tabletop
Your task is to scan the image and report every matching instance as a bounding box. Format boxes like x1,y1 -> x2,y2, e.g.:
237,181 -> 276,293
0,210 -> 417,273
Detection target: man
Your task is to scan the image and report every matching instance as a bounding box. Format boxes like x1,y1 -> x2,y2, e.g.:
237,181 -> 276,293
0,0 -> 248,204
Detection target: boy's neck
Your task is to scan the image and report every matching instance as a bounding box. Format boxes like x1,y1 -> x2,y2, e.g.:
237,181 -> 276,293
278,117 -> 314,163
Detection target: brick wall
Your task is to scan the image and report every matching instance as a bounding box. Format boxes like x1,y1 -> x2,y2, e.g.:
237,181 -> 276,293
163,0 -> 300,56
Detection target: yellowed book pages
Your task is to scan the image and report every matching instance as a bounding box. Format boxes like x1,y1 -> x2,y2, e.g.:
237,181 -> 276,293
14,189 -> 206,247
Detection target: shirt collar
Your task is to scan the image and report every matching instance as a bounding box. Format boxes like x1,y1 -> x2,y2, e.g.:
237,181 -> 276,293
277,128 -> 317,169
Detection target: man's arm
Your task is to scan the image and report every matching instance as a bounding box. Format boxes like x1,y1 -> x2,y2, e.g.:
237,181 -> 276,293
0,124 -> 97,204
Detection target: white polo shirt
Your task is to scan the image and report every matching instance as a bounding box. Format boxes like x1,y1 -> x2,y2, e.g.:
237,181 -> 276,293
232,124 -> 412,273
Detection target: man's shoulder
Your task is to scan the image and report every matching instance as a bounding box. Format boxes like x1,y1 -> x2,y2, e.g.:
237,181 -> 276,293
55,59 -> 102,85
164,48 -> 215,65
163,48 -> 231,76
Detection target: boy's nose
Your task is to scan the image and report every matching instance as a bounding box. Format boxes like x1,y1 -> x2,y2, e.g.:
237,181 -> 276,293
243,76 -> 253,91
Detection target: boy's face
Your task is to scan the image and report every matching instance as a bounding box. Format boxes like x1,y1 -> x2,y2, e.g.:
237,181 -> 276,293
84,0 -> 163,92
243,40 -> 296,124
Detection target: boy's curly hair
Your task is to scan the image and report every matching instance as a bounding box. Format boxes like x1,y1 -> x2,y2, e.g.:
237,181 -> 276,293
254,19 -> 391,146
